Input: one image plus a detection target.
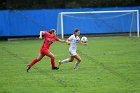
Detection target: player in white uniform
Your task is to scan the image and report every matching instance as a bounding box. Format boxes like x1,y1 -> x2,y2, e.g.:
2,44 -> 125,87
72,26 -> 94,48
58,28 -> 87,70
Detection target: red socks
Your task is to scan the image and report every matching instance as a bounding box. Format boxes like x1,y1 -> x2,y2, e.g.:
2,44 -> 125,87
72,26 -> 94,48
29,57 -> 55,69
51,57 -> 55,69
29,58 -> 39,68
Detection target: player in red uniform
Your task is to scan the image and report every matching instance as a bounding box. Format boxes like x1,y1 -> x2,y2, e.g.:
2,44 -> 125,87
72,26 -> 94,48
26,29 -> 66,72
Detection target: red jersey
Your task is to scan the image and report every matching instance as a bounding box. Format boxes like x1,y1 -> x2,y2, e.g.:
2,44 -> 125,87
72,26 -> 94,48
41,32 -> 59,49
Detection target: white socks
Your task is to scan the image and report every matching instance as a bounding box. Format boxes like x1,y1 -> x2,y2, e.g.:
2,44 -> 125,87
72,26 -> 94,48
61,58 -> 69,64
60,59 -> 80,70
74,62 -> 80,70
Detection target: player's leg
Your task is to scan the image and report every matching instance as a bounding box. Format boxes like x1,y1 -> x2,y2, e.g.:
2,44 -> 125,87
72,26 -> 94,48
46,52 -> 55,69
44,50 -> 58,70
60,56 -> 74,64
58,56 -> 74,68
73,54 -> 81,70
69,50 -> 81,70
58,49 -> 76,68
30,53 -> 45,67
27,53 -> 45,72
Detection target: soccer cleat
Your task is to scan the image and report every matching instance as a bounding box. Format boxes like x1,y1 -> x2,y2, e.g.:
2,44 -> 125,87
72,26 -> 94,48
26,64 -> 30,72
52,67 -> 59,70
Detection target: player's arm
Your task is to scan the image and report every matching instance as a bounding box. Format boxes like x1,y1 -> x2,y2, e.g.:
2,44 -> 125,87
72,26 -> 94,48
66,35 -> 73,45
57,37 -> 70,44
57,38 -> 66,43
39,31 -> 45,40
78,40 -> 87,45
66,39 -> 71,45
39,31 -> 49,40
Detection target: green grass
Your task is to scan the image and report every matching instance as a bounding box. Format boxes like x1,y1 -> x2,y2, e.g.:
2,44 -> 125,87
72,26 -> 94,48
0,36 -> 140,93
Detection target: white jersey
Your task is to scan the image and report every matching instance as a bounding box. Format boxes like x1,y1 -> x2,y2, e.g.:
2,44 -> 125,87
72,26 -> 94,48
68,34 -> 80,51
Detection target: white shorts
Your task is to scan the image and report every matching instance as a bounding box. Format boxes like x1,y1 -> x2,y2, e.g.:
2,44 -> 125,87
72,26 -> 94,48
69,49 -> 77,56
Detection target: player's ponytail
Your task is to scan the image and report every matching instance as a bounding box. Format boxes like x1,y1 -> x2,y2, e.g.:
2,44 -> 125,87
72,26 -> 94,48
48,29 -> 56,34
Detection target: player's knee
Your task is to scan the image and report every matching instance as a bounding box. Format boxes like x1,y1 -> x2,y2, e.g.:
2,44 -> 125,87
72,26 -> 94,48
37,59 -> 40,61
78,59 -> 81,62
69,59 -> 73,62
51,56 -> 55,59
37,58 -> 41,61
50,54 -> 55,58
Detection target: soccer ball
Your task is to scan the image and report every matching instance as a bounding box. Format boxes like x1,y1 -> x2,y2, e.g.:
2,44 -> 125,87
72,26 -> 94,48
81,36 -> 88,43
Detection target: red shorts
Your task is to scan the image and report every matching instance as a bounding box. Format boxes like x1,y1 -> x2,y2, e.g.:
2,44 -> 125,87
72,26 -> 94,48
40,48 -> 50,55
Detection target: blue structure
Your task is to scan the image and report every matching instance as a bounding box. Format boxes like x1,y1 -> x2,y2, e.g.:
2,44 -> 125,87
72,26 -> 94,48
0,6 -> 140,37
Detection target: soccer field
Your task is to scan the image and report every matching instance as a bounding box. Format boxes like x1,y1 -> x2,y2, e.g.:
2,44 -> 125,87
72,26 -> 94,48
0,36 -> 140,93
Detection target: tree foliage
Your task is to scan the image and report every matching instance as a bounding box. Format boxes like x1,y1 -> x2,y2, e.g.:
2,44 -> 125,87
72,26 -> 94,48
0,0 -> 139,10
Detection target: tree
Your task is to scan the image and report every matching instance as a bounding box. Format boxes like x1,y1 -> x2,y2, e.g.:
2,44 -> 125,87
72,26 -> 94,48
65,1 -> 81,8
0,0 -> 139,10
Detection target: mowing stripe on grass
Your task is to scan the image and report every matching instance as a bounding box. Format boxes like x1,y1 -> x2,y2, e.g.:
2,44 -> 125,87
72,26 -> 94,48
2,46 -> 77,93
77,50 -> 135,87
